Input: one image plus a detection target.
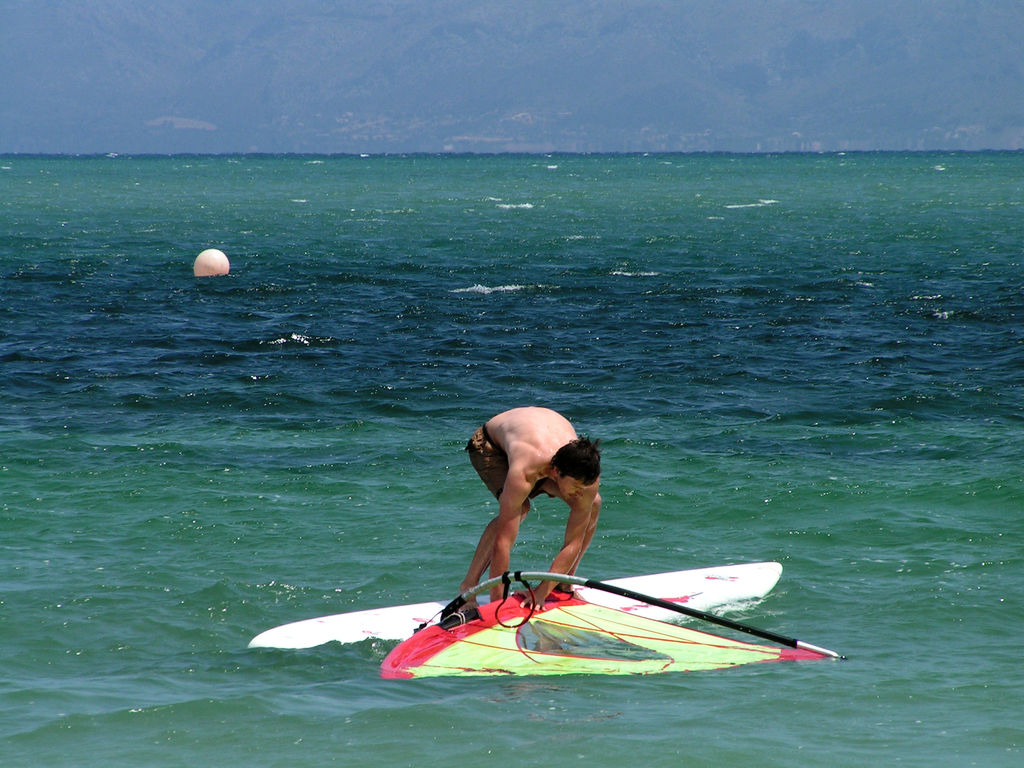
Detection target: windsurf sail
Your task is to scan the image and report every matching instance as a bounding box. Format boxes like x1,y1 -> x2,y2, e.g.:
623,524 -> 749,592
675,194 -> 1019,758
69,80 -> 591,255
381,571 -> 839,679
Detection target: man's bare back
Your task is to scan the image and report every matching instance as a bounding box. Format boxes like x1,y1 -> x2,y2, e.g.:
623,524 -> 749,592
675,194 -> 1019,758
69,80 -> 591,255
461,407 -> 602,606
484,407 -> 580,498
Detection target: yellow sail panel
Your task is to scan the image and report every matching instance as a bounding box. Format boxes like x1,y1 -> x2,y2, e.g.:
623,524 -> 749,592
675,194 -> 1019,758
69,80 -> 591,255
382,601 -> 800,678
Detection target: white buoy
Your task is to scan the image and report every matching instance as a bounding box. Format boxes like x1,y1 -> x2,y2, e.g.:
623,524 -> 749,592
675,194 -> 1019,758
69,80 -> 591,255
193,248 -> 230,277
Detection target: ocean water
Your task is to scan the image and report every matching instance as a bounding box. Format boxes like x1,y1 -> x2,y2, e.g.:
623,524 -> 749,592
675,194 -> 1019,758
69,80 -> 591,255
1,152 -> 1021,767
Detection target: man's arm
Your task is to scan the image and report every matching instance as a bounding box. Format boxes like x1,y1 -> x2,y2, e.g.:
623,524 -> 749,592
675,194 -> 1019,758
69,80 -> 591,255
567,491 -> 601,575
459,468 -> 533,601
483,470 -> 535,600
528,489 -> 601,606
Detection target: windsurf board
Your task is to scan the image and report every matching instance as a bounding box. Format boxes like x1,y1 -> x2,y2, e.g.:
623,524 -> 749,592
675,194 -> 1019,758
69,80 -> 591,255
248,561 -> 783,650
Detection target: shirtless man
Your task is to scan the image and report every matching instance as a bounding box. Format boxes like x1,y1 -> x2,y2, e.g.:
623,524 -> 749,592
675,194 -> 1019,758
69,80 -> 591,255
460,407 -> 602,608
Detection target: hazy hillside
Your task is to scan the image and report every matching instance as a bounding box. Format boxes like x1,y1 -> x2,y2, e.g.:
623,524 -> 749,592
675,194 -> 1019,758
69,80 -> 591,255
3,0 -> 1023,153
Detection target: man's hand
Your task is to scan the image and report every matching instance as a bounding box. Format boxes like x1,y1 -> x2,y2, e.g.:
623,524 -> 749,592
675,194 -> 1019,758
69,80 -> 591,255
516,590 -> 546,610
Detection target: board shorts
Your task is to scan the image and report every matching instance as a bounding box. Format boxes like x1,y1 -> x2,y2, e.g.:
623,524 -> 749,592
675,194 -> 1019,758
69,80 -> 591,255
465,424 -> 552,501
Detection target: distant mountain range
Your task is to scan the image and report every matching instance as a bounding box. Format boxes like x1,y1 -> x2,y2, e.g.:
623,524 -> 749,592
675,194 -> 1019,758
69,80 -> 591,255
3,0 -> 1023,154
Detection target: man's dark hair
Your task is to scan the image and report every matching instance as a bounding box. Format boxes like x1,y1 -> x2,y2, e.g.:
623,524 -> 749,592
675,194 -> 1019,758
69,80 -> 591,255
552,437 -> 601,485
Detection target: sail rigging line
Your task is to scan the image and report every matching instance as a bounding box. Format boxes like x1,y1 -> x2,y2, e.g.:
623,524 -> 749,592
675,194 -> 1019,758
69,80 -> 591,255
493,572 -> 537,629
